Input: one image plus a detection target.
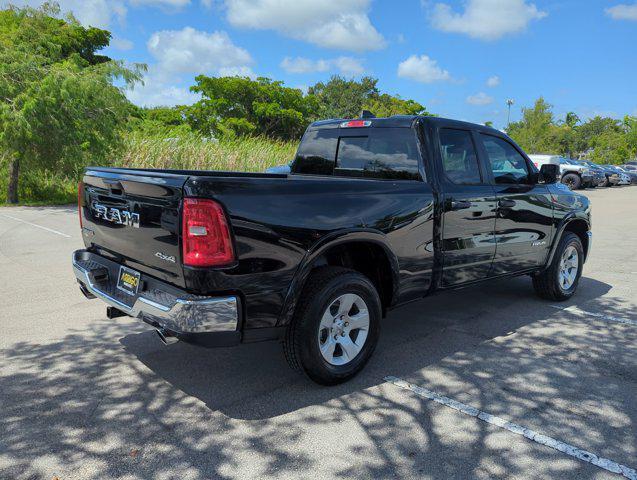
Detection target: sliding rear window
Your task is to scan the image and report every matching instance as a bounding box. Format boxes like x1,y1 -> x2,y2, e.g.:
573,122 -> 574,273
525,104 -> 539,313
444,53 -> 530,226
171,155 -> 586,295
292,127 -> 422,180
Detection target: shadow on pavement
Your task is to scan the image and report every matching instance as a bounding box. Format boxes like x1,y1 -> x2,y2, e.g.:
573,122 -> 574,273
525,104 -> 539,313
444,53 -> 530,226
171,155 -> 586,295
2,274 -> 635,479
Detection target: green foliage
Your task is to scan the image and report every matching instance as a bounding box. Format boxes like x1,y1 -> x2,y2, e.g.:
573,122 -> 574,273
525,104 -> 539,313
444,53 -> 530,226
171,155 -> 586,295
363,93 -> 429,117
506,97 -> 555,153
507,98 -> 636,164
131,106 -> 192,136
308,76 -> 378,119
0,4 -> 144,202
188,76 -> 317,140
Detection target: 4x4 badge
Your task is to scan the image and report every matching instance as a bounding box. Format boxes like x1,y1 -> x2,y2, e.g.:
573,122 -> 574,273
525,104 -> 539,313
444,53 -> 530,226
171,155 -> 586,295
155,252 -> 176,263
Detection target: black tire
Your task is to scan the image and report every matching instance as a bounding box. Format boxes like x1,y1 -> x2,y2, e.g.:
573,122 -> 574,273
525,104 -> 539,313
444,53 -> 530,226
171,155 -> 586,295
283,266 -> 381,385
532,232 -> 584,301
561,173 -> 581,190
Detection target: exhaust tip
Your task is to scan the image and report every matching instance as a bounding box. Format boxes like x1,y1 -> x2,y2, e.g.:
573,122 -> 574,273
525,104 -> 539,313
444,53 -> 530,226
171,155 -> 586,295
155,328 -> 179,346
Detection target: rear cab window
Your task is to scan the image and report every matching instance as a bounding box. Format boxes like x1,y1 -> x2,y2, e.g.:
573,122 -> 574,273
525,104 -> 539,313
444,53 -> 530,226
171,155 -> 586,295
292,127 -> 422,180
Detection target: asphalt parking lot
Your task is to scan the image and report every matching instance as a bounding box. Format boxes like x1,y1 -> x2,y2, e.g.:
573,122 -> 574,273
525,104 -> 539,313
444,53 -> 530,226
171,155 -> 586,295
1,186 -> 636,480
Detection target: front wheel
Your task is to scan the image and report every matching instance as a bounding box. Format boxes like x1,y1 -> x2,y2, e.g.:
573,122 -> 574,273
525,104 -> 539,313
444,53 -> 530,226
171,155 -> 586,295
562,173 -> 581,190
532,232 -> 584,301
283,267 -> 381,385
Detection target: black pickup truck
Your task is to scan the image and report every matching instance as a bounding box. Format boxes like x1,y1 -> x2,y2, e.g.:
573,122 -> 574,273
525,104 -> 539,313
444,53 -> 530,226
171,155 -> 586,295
74,115 -> 592,385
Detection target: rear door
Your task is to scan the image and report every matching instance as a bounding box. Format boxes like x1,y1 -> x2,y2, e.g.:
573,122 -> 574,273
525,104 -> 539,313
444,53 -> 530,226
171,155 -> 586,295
80,168 -> 188,287
437,128 -> 497,286
477,134 -> 554,274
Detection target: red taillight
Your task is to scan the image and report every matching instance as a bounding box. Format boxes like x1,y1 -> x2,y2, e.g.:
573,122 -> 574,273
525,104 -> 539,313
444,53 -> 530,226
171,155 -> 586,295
182,198 -> 235,267
78,182 -> 84,229
340,120 -> 372,128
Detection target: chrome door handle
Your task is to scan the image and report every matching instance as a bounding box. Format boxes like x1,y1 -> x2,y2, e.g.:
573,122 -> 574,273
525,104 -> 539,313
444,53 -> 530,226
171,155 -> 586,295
498,199 -> 516,208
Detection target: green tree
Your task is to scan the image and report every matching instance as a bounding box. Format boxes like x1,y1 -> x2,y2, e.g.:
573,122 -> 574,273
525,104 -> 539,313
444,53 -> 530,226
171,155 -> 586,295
506,97 -> 554,153
308,76 -> 379,119
623,115 -> 637,158
574,116 -> 621,154
588,130 -> 631,164
188,76 -> 317,139
362,93 -> 429,117
0,5 -> 143,203
564,112 -> 580,128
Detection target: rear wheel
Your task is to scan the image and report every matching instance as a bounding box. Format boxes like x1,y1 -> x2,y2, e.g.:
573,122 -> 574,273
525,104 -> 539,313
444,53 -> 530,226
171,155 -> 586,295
561,173 -> 581,190
283,267 -> 381,385
532,232 -> 583,301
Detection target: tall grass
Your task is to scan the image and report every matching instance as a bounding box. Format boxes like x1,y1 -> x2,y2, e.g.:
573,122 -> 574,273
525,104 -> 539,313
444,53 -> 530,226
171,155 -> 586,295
119,132 -> 297,172
1,133 -> 299,205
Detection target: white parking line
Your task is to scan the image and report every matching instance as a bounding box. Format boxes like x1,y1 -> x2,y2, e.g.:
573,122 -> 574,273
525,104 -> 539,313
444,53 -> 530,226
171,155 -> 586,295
385,376 -> 637,480
0,213 -> 71,238
551,305 -> 637,327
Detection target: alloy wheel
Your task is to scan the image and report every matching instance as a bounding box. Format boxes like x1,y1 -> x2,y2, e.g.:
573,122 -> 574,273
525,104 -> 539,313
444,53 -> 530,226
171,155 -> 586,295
559,245 -> 579,290
317,293 -> 370,366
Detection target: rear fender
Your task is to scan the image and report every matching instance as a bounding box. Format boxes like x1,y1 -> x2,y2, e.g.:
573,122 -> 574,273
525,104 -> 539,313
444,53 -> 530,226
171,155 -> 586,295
277,230 -> 400,327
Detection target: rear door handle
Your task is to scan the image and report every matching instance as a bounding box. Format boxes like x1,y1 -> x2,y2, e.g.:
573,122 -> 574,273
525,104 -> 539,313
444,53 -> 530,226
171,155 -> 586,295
498,199 -> 516,208
450,200 -> 472,211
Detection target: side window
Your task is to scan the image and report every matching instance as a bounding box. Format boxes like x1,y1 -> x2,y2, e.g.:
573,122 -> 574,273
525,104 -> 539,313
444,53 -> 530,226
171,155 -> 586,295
335,128 -> 421,180
480,134 -> 531,184
292,129 -> 338,175
439,128 -> 482,184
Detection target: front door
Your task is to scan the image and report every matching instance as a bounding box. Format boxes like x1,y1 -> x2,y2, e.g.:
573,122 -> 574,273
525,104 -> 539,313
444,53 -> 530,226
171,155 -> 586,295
438,128 -> 497,286
477,133 -> 554,274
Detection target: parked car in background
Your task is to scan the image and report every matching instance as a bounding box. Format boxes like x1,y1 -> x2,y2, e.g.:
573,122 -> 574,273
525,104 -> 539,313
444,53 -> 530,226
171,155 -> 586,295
606,165 -> 633,185
582,161 -> 620,187
265,163 -> 292,174
580,161 -> 612,187
568,159 -> 606,187
528,155 -> 593,190
619,164 -> 637,184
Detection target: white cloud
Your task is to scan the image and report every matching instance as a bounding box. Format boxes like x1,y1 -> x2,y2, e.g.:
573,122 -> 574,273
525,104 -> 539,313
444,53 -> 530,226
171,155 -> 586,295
429,0 -> 547,41
466,92 -> 494,106
397,54 -> 452,83
111,37 -> 134,50
605,3 -> 637,20
486,75 -> 500,87
126,72 -> 200,107
224,0 -> 385,51
281,56 -> 364,76
129,27 -> 254,107
147,27 -> 253,75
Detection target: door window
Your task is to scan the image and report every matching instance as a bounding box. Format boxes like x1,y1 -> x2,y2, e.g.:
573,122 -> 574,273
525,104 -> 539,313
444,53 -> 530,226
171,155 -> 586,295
480,135 -> 531,184
439,128 -> 482,184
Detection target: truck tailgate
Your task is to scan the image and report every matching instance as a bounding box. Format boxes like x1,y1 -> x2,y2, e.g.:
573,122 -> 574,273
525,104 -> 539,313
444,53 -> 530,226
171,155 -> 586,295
80,168 -> 187,287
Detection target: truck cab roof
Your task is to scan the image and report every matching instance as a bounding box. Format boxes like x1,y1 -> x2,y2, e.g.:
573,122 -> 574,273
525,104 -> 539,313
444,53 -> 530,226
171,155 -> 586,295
308,115 -> 504,134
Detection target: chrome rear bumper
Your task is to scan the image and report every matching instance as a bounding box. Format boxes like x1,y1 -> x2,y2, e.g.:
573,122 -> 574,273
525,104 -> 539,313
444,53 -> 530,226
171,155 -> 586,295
72,250 -> 239,335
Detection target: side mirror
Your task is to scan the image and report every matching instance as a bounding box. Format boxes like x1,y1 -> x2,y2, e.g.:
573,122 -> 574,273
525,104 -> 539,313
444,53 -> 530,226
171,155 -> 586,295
539,164 -> 559,184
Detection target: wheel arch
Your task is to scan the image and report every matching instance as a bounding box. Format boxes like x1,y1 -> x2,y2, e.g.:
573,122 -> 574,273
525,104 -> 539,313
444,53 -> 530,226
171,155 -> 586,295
545,215 -> 591,268
277,230 -> 400,327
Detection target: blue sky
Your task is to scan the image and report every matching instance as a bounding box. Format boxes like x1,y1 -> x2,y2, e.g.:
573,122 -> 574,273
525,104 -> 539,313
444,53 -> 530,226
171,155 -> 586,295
5,0 -> 637,128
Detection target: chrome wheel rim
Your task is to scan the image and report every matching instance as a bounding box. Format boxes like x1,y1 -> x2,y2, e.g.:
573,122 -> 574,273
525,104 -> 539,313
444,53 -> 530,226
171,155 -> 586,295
317,293 -> 369,366
559,245 -> 579,290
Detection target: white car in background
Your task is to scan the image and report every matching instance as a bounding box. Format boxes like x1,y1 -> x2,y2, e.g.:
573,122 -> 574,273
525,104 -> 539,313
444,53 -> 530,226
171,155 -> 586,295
528,154 -> 593,190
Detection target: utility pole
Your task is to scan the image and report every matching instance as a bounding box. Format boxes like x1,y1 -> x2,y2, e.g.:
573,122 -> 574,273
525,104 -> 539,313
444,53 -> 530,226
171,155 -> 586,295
506,99 -> 514,127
